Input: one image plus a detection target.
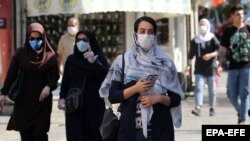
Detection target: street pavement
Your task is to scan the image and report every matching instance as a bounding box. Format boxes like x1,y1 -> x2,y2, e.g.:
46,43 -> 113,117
0,72 -> 249,141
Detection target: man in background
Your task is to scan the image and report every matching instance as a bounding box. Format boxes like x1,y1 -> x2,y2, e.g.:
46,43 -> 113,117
217,4 -> 250,125
57,17 -> 79,78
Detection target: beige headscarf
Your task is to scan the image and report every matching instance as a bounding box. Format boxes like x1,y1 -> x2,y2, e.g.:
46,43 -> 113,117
23,22 -> 57,70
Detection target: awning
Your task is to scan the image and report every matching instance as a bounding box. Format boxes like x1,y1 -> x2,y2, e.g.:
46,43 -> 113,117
26,0 -> 191,17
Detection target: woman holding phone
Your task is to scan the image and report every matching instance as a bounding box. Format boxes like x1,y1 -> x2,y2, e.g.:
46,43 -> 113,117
99,16 -> 184,141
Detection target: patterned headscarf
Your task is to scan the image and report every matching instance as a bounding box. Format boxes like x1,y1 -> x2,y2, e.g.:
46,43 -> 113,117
100,31 -> 184,137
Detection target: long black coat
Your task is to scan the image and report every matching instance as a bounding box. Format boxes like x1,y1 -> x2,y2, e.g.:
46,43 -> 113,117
1,48 -> 60,132
59,54 -> 109,141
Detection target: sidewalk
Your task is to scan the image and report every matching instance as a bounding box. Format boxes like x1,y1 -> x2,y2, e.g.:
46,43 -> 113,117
175,72 -> 249,141
0,72 -> 249,141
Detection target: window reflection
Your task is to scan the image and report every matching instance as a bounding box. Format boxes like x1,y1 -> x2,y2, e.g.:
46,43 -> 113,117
156,18 -> 169,46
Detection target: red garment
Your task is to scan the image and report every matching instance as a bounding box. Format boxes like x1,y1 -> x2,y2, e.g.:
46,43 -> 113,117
212,0 -> 226,7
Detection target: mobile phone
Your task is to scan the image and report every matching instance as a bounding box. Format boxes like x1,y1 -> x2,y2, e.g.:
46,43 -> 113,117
146,74 -> 158,82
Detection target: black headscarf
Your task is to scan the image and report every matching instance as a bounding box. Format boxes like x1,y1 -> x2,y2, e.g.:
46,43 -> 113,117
73,30 -> 103,59
67,30 -> 109,76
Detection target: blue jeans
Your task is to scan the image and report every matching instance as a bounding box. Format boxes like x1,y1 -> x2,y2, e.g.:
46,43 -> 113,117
194,74 -> 216,107
227,67 -> 250,121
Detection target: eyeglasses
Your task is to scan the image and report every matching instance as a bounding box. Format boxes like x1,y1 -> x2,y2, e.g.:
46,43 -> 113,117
29,37 -> 42,40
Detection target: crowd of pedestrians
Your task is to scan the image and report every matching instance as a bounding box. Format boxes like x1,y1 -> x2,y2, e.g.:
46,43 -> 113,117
1,3 -> 250,141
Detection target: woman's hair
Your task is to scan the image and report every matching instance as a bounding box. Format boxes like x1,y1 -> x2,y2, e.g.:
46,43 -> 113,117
134,16 -> 157,34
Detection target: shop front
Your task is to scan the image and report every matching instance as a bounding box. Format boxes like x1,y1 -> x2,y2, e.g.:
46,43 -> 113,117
25,0 -> 192,69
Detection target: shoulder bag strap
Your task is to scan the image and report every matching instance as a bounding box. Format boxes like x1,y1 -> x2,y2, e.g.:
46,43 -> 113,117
80,79 -> 86,94
121,52 -> 125,88
117,53 -> 125,113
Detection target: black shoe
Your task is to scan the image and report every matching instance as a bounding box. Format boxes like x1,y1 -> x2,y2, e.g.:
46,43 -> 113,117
191,108 -> 201,116
248,109 -> 250,117
236,113 -> 245,124
237,113 -> 240,124
209,108 -> 215,116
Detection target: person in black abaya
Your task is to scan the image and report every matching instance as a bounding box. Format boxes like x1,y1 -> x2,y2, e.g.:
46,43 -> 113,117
0,22 -> 60,141
58,30 -> 109,141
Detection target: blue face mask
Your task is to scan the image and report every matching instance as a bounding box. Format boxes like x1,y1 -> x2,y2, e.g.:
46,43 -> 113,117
29,39 -> 43,50
76,40 -> 89,52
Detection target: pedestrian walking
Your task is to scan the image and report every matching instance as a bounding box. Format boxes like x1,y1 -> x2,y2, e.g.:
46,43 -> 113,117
99,16 -> 184,141
185,18 -> 220,116
57,17 -> 79,80
217,4 -> 250,125
57,30 -> 109,141
0,22 -> 60,141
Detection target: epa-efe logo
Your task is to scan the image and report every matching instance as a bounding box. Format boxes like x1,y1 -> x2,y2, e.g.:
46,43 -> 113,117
202,125 -> 250,141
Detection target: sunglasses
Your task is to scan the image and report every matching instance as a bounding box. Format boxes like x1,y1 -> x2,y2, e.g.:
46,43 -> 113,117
77,38 -> 89,42
29,37 -> 42,40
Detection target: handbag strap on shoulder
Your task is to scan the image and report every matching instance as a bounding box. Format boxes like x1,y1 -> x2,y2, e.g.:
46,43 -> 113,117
121,52 -> 125,88
80,79 -> 86,93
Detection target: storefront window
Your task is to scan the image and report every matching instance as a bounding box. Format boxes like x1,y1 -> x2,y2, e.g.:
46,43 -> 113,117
27,12 -> 125,64
79,12 -> 125,64
156,18 -> 169,46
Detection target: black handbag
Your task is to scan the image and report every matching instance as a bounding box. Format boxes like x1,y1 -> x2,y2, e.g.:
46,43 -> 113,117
65,79 -> 86,114
99,104 -> 120,141
8,68 -> 24,102
99,53 -> 125,141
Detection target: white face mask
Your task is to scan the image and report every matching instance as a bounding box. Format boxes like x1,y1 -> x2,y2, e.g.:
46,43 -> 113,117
137,34 -> 155,50
199,25 -> 207,35
67,26 -> 78,35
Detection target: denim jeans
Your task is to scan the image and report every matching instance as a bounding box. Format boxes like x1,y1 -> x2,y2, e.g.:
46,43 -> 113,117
194,74 -> 216,107
227,67 -> 250,121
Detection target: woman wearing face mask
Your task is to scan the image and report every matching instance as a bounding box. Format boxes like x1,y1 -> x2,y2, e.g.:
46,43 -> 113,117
58,30 -> 109,141
0,22 -> 60,141
185,18 -> 220,117
99,16 -> 184,141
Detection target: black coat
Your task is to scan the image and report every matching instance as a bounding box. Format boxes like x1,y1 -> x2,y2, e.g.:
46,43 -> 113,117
109,80 -> 181,141
60,54 -> 109,141
188,36 -> 220,76
1,48 -> 60,132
